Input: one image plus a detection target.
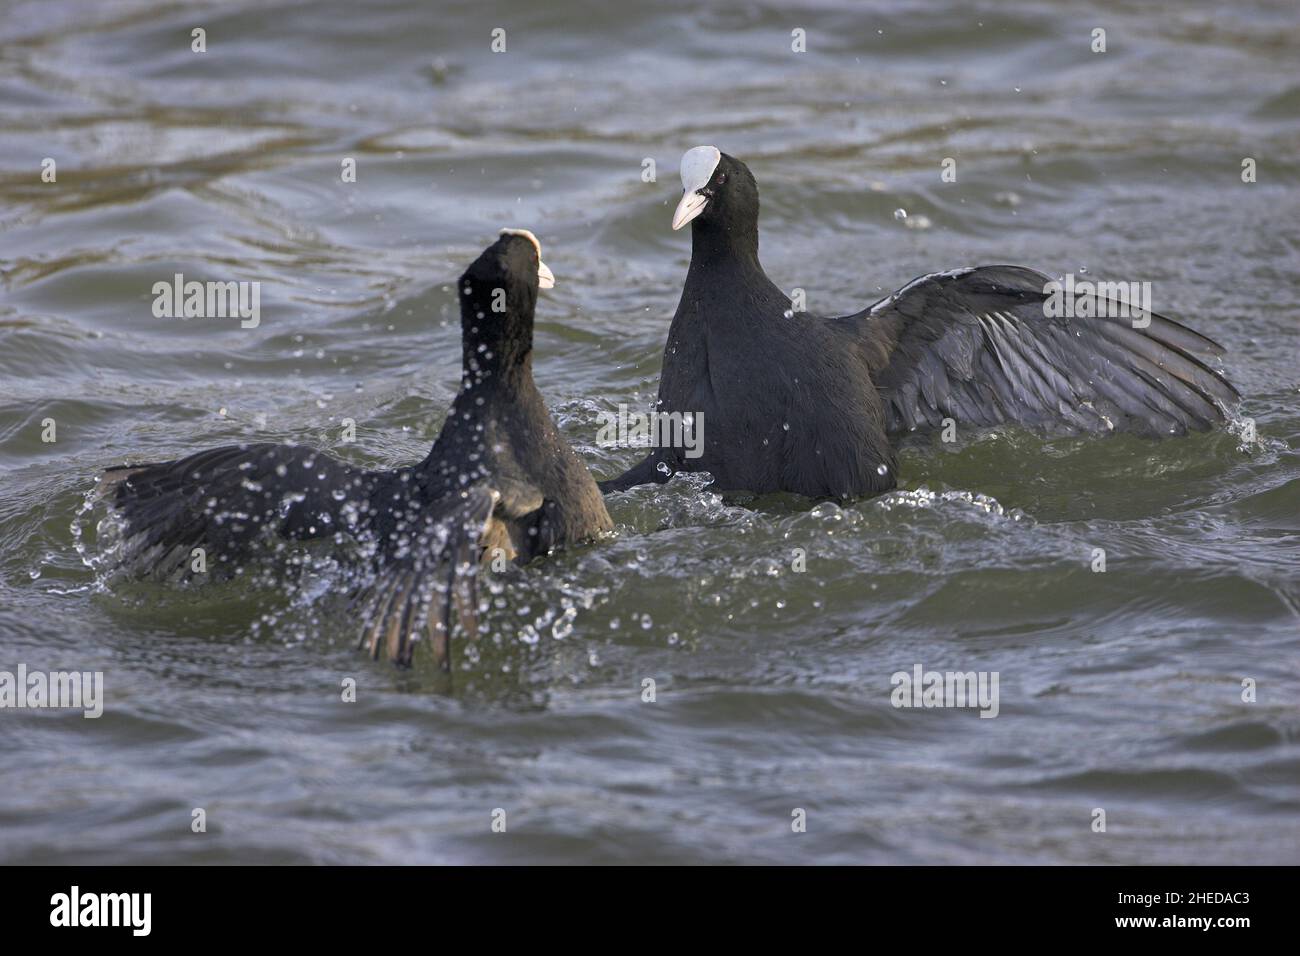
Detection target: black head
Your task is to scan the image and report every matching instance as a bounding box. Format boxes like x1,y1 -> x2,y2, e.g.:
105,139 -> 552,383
457,229 -> 554,382
671,146 -> 761,262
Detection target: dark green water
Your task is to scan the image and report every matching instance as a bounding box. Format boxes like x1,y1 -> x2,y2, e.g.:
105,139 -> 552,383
1,0 -> 1297,864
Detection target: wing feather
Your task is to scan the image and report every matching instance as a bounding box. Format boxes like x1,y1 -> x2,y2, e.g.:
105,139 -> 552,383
852,267 -> 1238,437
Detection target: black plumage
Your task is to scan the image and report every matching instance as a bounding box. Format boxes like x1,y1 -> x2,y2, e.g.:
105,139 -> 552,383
601,148 -> 1239,499
98,230 -> 611,668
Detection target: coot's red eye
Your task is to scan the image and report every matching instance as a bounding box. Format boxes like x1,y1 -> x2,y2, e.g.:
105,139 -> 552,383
717,174 -> 727,185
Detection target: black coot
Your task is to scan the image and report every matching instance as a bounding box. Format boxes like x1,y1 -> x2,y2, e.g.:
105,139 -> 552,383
600,146 -> 1239,499
99,230 -> 612,667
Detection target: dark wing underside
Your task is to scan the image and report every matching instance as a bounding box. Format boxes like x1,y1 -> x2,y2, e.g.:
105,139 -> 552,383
99,440 -> 555,669
352,485 -> 497,669
98,442 -> 375,579
352,475 -> 549,669
849,266 -> 1239,438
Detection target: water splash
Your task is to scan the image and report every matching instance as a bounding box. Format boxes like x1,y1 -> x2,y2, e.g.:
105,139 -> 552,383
875,486 -> 1031,524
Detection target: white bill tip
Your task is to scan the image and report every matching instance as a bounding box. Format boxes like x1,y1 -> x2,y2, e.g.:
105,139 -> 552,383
673,146 -> 722,229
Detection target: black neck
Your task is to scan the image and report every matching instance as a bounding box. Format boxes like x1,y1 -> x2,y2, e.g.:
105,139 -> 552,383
689,215 -> 762,274
459,332 -> 533,391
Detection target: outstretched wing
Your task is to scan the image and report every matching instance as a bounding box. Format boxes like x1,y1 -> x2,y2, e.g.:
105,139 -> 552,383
353,486 -> 493,670
850,266 -> 1239,437
353,476 -> 548,670
98,442 -> 375,578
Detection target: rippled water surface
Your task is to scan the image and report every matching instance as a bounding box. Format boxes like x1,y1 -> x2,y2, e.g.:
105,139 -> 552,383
1,0 -> 1298,864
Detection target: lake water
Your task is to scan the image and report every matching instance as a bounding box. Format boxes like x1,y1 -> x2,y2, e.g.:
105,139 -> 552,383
1,0 -> 1297,864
